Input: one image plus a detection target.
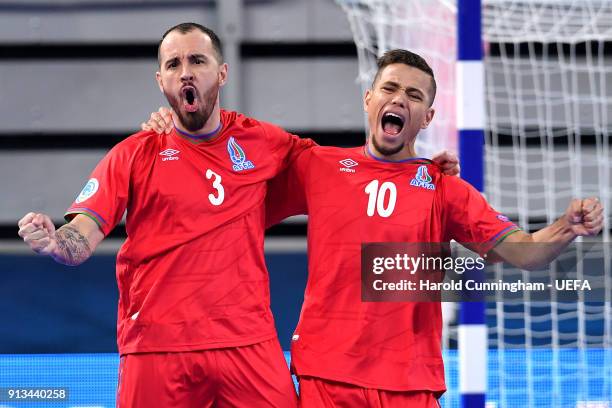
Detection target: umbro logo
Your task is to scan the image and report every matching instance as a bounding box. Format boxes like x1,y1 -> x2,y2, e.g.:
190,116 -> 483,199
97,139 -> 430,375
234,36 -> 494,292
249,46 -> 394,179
159,148 -> 180,161
339,158 -> 358,173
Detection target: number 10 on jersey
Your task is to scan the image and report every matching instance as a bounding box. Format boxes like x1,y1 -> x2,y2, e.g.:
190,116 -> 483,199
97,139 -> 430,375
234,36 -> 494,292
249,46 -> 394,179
365,180 -> 397,217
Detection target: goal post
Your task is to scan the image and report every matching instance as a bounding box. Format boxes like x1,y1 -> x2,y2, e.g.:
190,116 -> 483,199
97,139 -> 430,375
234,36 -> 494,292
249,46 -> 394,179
456,2 -> 487,407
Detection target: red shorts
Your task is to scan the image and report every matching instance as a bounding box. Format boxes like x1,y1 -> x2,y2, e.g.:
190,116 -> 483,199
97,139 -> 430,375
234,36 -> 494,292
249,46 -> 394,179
116,338 -> 297,408
298,377 -> 441,408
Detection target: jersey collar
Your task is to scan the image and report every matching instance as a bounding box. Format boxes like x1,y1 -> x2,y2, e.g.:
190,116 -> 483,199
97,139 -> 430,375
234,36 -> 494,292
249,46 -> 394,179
364,144 -> 432,165
174,121 -> 223,143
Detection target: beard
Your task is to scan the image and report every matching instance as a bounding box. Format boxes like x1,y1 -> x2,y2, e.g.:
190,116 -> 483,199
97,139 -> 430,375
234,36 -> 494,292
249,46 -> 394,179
371,133 -> 405,156
165,82 -> 219,132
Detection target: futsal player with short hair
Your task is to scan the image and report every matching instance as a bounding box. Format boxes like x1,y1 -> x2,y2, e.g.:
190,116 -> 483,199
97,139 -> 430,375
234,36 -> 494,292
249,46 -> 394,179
18,22 -> 314,407
262,49 -> 604,407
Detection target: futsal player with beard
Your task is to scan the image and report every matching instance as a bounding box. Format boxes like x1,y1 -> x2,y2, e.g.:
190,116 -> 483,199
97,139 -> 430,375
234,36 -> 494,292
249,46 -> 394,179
17,22 -> 315,407
259,49 -> 603,407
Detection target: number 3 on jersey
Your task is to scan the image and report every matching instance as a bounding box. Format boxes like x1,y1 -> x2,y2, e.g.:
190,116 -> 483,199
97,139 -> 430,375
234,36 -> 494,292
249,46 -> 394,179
365,180 -> 396,217
206,169 -> 225,206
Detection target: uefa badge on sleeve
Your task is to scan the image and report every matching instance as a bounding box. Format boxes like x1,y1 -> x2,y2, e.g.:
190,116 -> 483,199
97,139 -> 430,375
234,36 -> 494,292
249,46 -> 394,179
75,178 -> 99,203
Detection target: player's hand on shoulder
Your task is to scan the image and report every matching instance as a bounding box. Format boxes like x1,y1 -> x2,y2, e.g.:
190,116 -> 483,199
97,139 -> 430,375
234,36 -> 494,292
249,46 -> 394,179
564,197 -> 604,236
17,212 -> 58,255
432,150 -> 460,176
140,107 -> 173,134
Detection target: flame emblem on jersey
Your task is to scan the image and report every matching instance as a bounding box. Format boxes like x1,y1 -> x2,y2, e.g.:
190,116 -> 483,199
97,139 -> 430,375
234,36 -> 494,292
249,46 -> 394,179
410,165 -> 435,190
227,137 -> 255,171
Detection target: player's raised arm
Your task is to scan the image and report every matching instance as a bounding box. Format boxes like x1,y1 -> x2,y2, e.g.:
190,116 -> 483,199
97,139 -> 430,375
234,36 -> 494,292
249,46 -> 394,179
17,212 -> 104,266
490,197 -> 603,270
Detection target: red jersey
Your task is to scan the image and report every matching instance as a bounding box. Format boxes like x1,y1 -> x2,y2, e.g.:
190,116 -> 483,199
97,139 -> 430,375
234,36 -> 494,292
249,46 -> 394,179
266,145 -> 519,392
65,110 -> 313,355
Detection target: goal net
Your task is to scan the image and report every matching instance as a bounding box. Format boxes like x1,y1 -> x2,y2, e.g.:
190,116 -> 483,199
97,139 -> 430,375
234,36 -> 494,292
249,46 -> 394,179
337,0 -> 612,406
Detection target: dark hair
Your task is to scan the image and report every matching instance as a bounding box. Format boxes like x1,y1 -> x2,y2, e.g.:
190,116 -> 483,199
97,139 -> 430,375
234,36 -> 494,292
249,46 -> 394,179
158,22 -> 223,65
372,49 -> 436,106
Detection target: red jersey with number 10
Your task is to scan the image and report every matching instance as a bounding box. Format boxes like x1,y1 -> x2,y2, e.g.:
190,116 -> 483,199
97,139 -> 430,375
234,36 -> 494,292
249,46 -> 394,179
65,109 -> 313,355
266,145 -> 520,392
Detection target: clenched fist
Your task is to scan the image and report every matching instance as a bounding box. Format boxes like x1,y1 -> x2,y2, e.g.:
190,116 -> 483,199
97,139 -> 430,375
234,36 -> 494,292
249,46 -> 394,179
564,197 -> 604,236
17,212 -> 58,256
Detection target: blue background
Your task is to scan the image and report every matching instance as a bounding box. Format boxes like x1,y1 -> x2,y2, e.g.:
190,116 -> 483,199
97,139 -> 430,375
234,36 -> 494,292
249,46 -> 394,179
0,254 -> 307,353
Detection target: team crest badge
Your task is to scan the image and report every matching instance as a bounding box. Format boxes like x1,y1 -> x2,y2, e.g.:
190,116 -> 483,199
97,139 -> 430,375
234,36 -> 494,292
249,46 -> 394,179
75,178 -> 99,203
227,137 -> 255,171
410,165 -> 435,190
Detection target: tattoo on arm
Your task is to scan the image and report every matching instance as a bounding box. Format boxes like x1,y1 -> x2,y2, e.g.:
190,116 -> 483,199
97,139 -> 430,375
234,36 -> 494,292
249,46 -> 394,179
54,225 -> 92,266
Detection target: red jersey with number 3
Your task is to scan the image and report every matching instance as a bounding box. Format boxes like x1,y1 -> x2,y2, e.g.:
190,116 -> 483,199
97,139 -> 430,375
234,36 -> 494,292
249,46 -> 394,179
266,145 -> 520,392
65,109 -> 313,355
